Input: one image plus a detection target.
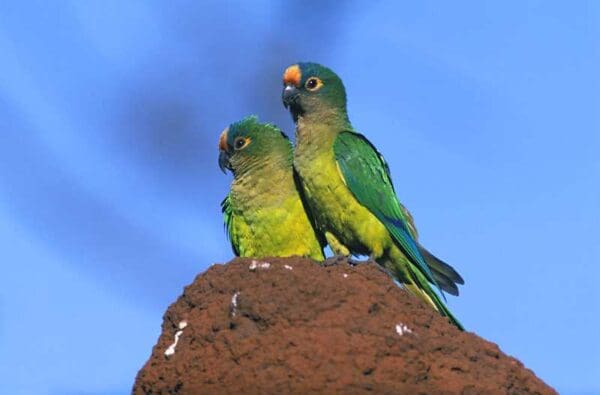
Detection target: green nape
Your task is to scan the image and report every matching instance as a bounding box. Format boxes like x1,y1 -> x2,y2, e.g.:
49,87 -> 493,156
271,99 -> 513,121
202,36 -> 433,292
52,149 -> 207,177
220,116 -> 324,261
286,62 -> 464,329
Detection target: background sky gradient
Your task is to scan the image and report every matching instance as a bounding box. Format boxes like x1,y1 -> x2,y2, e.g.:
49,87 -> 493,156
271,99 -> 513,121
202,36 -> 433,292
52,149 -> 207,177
0,1 -> 598,394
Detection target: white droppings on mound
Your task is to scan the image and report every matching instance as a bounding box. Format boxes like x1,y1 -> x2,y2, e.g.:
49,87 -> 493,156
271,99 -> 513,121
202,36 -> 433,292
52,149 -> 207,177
395,323 -> 413,336
249,260 -> 271,271
231,292 -> 240,317
343,273 -> 348,278
165,321 -> 188,356
284,265 -> 293,270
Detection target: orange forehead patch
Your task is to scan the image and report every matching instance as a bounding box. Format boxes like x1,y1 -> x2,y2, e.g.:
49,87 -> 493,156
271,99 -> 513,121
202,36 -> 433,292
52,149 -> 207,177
218,127 -> 229,151
283,64 -> 302,86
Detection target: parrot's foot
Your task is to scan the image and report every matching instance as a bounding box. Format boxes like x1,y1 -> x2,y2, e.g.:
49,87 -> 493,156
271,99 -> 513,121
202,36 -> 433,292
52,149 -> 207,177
348,254 -> 380,266
347,257 -> 365,266
322,255 -> 347,267
323,255 -> 375,267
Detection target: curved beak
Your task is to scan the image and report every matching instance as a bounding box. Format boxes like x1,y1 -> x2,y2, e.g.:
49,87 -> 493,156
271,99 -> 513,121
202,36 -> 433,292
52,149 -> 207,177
218,128 -> 232,173
219,150 -> 231,173
282,84 -> 299,109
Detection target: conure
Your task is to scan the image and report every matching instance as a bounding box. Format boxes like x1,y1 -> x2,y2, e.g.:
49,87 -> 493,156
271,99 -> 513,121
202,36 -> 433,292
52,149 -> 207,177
219,115 -> 324,261
282,62 -> 464,329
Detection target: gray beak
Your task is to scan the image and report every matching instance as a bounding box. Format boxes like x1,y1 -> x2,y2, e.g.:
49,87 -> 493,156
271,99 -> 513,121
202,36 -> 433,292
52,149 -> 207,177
218,150 -> 232,173
282,84 -> 299,109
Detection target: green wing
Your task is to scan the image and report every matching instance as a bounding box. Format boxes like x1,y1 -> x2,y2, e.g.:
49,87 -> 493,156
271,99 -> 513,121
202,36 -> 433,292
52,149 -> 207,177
334,131 -> 466,329
333,131 -> 439,289
221,195 -> 239,256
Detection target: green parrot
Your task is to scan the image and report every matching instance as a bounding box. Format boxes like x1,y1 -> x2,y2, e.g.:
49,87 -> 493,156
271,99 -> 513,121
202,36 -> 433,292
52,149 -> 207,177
282,63 -> 465,329
219,115 -> 324,261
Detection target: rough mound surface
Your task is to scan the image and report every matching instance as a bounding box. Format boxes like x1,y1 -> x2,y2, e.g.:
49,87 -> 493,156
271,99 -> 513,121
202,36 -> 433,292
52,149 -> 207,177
134,257 -> 555,394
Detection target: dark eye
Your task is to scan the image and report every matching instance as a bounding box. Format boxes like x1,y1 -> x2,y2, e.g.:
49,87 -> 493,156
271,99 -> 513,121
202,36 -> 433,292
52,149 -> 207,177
234,137 -> 250,150
305,77 -> 322,91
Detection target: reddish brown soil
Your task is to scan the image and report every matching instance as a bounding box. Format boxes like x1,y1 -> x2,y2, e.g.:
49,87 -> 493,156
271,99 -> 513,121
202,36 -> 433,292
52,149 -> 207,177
133,257 -> 556,394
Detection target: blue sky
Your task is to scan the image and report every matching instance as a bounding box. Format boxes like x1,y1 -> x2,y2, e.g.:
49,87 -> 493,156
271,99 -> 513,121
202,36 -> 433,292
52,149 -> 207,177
0,1 -> 598,394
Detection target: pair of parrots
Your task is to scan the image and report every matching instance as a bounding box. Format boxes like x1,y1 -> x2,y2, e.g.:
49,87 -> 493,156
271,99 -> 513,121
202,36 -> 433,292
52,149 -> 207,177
218,62 -> 465,329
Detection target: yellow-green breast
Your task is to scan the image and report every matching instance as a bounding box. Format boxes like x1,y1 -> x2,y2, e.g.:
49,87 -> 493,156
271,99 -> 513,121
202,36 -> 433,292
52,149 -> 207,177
293,121 -> 392,258
228,166 -> 323,261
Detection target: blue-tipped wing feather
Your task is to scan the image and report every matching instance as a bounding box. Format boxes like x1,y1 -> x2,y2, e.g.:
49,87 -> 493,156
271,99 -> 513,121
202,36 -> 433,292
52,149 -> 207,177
333,131 -> 440,292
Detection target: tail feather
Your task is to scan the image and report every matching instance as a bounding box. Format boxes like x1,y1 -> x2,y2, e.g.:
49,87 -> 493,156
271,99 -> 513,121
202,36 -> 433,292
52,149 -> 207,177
418,245 -> 464,284
431,273 -> 459,296
418,245 -> 464,297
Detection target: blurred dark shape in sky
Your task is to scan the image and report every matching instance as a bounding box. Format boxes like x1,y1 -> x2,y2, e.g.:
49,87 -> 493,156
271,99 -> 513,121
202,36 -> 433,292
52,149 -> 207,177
0,1 -> 349,307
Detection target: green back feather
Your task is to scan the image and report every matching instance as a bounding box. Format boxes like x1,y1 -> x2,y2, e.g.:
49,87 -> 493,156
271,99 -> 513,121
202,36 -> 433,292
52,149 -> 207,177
333,131 -> 464,328
333,131 -> 446,291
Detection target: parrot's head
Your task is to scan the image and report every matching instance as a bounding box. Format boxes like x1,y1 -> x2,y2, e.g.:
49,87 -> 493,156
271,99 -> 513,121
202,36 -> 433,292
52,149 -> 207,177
282,62 -> 347,121
218,115 -> 292,176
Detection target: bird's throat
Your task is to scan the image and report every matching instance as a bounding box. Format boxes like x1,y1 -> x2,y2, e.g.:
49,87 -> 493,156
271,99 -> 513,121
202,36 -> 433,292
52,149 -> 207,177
295,114 -> 344,150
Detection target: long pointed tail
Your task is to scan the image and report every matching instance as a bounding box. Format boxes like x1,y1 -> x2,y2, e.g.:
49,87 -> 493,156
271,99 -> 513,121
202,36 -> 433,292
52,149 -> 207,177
392,253 -> 464,330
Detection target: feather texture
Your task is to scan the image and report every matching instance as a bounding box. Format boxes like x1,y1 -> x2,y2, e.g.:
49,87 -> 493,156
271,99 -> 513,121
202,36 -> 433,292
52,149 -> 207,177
333,131 -> 438,288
